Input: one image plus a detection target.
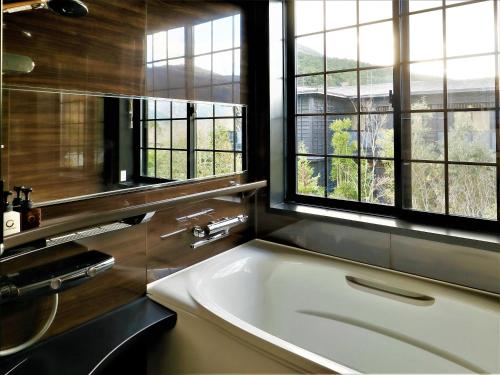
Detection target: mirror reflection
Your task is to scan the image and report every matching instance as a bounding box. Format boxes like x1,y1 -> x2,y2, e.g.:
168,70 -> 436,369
1,89 -> 246,205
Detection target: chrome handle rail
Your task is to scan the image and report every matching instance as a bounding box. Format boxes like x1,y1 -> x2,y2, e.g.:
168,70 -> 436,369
0,250 -> 115,304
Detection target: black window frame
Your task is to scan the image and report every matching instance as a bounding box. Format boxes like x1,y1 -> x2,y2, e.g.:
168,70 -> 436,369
137,100 -> 247,182
285,0 -> 500,233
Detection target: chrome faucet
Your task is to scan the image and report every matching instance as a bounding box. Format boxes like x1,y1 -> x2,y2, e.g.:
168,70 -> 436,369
191,214 -> 248,249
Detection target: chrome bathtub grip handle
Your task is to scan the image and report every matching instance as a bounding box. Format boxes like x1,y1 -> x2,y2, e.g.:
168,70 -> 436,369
0,251 -> 115,304
190,214 -> 248,249
345,276 -> 435,306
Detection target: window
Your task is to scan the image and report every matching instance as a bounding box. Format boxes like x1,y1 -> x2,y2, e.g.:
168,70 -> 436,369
140,100 -> 189,180
289,0 -> 499,227
140,99 -> 245,181
194,103 -> 244,178
146,13 -> 241,103
193,14 -> 241,103
146,27 -> 187,98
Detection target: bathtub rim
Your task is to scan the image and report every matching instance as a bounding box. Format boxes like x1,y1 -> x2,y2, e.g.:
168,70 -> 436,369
150,238 -> 500,300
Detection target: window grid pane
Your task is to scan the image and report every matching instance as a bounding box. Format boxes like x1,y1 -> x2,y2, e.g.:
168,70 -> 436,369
193,103 -> 244,178
401,0 -> 499,220
294,0 -> 395,205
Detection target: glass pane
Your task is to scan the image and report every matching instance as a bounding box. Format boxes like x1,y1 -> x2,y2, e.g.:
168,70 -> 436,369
213,16 -> 233,51
404,112 -> 445,161
234,49 -> 241,81
234,15 -> 241,48
194,21 -> 211,55
297,116 -> 325,155
147,34 -> 153,62
326,71 -> 357,113
326,28 -> 357,71
325,0 -> 357,30
168,27 -> 185,58
215,104 -> 234,117
408,61 -> 444,110
153,62 -> 167,92
359,1 -> 392,24
197,151 -> 214,177
147,99 -> 155,119
156,121 -> 171,148
156,100 -> 171,118
213,51 -> 233,84
236,153 -> 243,172
147,121 -> 155,147
172,151 -> 187,180
360,114 -> 394,158
195,103 -> 213,118
167,58 -> 185,89
407,162 -> 445,214
360,68 -> 393,112
409,0 -> 442,12
215,119 -> 234,150
297,75 -> 324,114
296,34 -> 324,74
448,111 -> 496,163
156,150 -> 171,179
172,120 -> 187,149
327,115 -> 358,156
194,55 -> 212,87
172,101 -> 187,118
235,118 -> 243,151
215,152 -> 235,175
361,159 -> 394,205
295,0 -> 324,36
446,1 -> 495,57
196,119 -> 213,149
447,55 -> 496,109
359,21 -> 394,67
296,156 -> 325,197
327,157 -> 358,200
153,31 -> 167,61
449,165 -> 496,219
142,149 -> 155,177
410,10 -> 443,61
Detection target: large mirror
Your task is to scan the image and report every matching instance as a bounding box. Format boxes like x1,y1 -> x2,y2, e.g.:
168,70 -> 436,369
1,89 -> 246,205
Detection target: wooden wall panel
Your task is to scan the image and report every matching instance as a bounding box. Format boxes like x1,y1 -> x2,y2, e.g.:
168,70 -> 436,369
3,0 -> 248,103
147,197 -> 253,282
2,90 -> 106,203
3,0 -> 146,96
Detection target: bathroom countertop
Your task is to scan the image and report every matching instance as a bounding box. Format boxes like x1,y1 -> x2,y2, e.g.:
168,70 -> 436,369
0,297 -> 176,375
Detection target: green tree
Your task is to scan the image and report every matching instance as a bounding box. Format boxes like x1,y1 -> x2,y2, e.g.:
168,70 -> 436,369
329,118 -> 358,200
297,142 -> 324,196
196,121 -> 235,177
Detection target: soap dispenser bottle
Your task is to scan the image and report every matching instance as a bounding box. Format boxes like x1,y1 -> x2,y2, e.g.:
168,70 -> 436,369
12,186 -> 24,211
20,187 -> 41,231
3,191 -> 21,236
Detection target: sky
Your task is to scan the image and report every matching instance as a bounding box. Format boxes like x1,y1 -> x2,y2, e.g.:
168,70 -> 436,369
295,0 -> 497,79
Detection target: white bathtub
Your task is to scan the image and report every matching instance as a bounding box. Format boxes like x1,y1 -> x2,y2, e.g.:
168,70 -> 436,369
147,239 -> 500,374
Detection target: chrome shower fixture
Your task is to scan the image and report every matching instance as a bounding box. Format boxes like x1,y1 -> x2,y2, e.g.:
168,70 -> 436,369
3,0 -> 88,17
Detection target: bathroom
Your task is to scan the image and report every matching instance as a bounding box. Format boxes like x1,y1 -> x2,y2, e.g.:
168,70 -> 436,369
0,0 -> 498,373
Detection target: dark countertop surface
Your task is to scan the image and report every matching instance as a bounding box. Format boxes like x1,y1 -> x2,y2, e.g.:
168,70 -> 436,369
0,297 -> 176,375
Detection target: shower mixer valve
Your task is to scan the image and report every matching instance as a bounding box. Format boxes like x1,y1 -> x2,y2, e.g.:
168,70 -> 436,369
191,214 -> 248,249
